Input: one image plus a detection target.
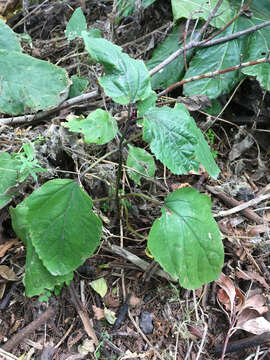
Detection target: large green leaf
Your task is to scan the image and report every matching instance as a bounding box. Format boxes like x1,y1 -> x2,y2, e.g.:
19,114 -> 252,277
183,23 -> 242,99
0,50 -> 70,115
143,106 -> 199,175
65,7 -> 87,40
0,19 -> 21,52
171,0 -> 232,28
236,4 -> 270,90
24,240 -> 73,297
0,153 -> 21,209
10,204 -> 72,297
63,109 -> 118,145
147,25 -> 193,90
148,187 -> 224,289
175,104 -> 220,178
25,179 -> 102,276
82,33 -> 152,104
126,145 -> 156,185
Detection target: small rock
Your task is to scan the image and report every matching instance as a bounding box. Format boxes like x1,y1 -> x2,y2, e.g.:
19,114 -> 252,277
139,311 -> 153,334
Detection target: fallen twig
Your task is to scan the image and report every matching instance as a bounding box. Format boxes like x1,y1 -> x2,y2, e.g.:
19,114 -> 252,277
1,307 -> 54,353
105,244 -> 176,283
68,282 -> 99,346
206,185 -> 268,224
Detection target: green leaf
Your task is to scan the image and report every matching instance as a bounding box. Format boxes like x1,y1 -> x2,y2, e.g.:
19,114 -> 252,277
25,179 -> 102,276
183,23 -> 243,99
0,50 -> 70,115
0,153 -> 21,209
10,194 -> 74,297
175,104 -> 220,179
137,91 -> 157,117
81,33 -> 152,104
143,106 -> 199,174
65,7 -> 87,40
10,202 -> 73,297
90,278 -> 107,297
146,25 -> 195,90
126,145 -> 156,185
0,19 -> 22,52
24,238 -> 73,297
236,6 -> 270,90
69,75 -> 89,98
148,187 -> 224,289
10,204 -> 29,245
63,109 -> 118,145
172,0 -> 232,28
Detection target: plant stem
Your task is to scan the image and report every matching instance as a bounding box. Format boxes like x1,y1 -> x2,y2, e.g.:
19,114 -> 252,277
114,103 -> 132,217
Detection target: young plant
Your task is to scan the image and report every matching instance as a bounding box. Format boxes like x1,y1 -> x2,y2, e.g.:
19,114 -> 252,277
3,0 -> 269,298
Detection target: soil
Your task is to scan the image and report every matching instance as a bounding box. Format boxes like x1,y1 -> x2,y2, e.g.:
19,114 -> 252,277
0,1 -> 270,359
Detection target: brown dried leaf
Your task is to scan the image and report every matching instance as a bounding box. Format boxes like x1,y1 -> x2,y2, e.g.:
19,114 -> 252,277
216,273 -> 236,311
236,270 -> 269,290
216,273 -> 245,313
0,240 -> 17,258
0,265 -> 17,281
92,305 -> 104,320
247,224 -> 270,237
240,294 -> 268,314
237,317 -> 270,335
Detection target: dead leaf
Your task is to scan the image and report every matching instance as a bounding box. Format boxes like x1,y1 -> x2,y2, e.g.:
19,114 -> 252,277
240,294 -> 268,314
237,317 -> 270,335
177,95 -> 211,111
104,294 -> 120,308
216,273 -> 244,312
247,224 -> 270,237
0,240 -> 17,258
78,338 -> 95,355
236,270 -> 269,290
0,265 -> 17,281
92,305 -> 104,320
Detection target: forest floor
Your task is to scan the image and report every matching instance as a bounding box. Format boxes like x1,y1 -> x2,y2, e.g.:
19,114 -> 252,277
0,1 -> 270,359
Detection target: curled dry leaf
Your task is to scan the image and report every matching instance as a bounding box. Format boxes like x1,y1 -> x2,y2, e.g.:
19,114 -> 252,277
216,272 -> 245,312
236,269 -> 270,290
0,265 -> 18,281
92,305 -> 104,320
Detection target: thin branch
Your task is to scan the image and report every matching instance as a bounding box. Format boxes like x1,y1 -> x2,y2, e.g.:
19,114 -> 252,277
201,0 -> 254,44
199,20 -> 270,48
149,20 -> 270,77
0,90 -> 99,126
193,0 -> 224,43
2,307 -> 54,352
158,55 -> 270,96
